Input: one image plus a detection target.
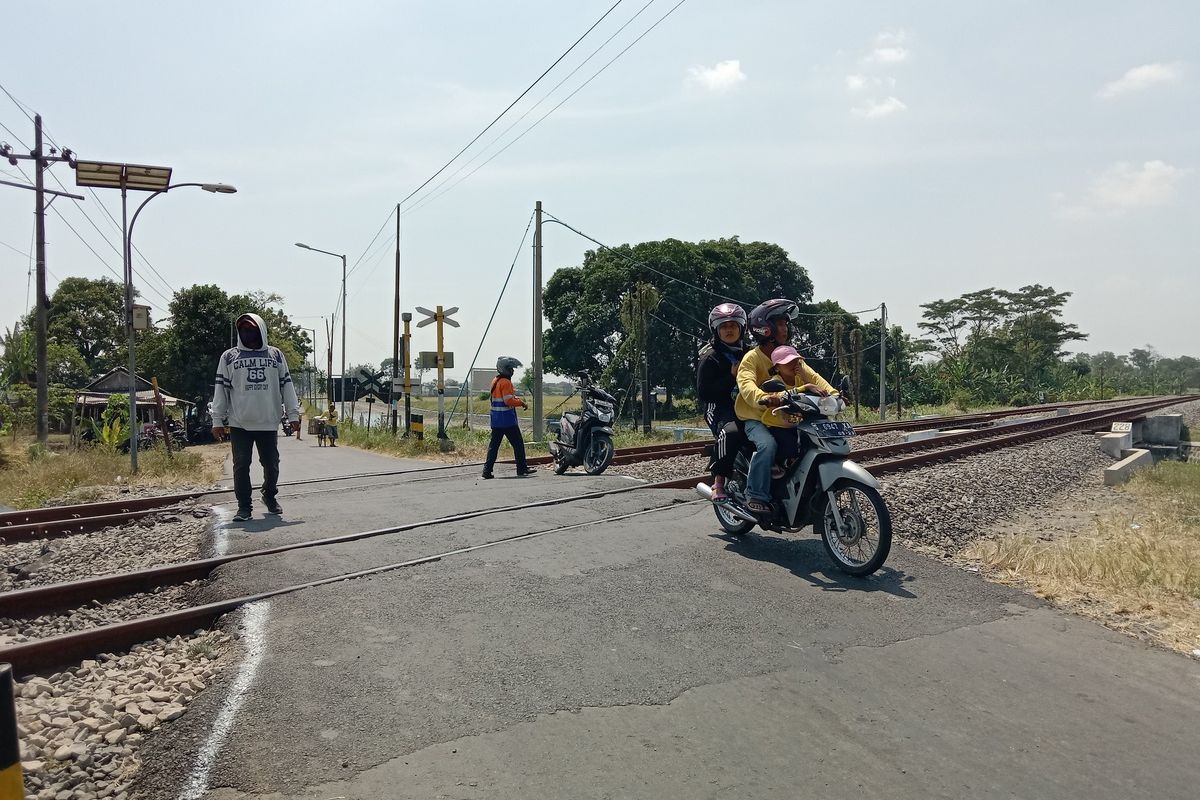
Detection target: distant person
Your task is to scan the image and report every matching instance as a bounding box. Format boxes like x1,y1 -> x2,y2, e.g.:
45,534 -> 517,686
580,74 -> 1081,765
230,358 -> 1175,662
325,403 -> 338,446
482,356 -> 536,479
211,313 -> 300,522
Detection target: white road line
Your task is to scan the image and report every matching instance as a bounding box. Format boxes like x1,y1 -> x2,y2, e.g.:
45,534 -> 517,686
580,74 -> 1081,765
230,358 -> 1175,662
177,600 -> 271,800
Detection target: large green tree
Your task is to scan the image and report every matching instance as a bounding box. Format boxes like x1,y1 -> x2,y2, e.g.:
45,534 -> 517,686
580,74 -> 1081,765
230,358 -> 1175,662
45,277 -> 126,377
542,237 -> 814,406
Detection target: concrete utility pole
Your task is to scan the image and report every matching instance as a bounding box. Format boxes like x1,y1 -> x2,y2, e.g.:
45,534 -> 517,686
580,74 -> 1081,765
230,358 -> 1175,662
878,303 -> 888,422
641,297 -> 651,435
0,116 -> 77,447
33,117 -> 48,445
392,204 -> 401,435
532,201 -> 544,441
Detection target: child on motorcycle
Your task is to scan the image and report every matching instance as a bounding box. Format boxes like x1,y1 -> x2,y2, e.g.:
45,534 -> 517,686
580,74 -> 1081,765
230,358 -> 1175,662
765,345 -> 838,472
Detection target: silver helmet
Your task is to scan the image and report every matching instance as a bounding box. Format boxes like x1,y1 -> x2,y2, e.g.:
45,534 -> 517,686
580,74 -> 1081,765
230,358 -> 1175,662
496,356 -> 522,377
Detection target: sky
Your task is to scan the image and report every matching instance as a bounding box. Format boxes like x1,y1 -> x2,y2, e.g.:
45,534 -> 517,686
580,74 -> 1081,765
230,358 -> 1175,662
1,0 -> 1196,386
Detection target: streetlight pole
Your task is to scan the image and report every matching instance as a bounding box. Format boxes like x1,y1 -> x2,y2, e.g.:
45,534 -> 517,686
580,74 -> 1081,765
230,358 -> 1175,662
124,182 -> 237,471
295,243 -> 347,423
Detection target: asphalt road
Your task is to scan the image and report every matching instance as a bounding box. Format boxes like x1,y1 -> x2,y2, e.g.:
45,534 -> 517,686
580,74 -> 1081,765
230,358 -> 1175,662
136,438 -> 1200,799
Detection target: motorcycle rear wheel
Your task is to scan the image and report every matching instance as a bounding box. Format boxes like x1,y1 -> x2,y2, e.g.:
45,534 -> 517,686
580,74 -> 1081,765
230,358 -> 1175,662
815,479 -> 892,576
583,434 -> 614,475
712,478 -> 754,536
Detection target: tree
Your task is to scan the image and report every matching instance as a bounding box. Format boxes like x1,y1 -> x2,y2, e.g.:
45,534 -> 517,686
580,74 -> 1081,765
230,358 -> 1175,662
47,342 -> 90,387
1,323 -> 34,386
45,277 -> 126,378
543,236 -> 814,403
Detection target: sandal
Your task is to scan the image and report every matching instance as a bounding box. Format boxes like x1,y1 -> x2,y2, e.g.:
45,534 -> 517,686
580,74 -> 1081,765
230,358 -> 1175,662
711,486 -> 729,502
747,499 -> 771,515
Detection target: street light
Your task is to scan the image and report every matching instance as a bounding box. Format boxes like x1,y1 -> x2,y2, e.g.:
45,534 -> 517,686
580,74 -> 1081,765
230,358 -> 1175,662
295,243 -> 347,422
77,161 -> 235,472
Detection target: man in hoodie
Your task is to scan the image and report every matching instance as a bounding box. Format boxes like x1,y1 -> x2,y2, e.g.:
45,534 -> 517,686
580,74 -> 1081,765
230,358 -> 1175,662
212,313 -> 301,521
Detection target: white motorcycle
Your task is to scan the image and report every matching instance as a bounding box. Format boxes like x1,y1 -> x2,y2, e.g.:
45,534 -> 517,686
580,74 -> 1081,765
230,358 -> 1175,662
696,380 -> 892,576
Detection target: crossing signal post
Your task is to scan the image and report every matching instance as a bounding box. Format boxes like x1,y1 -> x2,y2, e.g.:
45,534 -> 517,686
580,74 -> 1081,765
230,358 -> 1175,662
416,305 -> 459,450
402,312 -> 413,435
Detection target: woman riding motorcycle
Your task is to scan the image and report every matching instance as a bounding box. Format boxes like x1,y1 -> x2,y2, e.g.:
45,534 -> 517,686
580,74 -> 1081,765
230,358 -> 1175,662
696,303 -> 747,502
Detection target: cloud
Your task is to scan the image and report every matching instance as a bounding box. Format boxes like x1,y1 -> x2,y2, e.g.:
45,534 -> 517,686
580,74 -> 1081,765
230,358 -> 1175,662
1097,62 -> 1183,99
852,96 -> 907,119
1054,160 -> 1192,217
685,60 -> 746,93
845,74 -> 896,91
867,30 -> 910,64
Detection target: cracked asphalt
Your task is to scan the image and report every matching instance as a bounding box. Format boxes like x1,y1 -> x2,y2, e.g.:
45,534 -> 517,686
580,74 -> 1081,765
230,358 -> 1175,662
133,440 -> 1200,799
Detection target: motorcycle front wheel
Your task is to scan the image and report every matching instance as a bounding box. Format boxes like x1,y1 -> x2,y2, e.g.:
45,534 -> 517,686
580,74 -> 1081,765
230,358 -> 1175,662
583,434 -> 614,475
815,479 -> 892,576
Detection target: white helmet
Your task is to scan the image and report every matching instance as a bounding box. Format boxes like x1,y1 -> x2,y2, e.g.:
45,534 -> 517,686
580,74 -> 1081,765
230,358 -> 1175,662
496,356 -> 522,377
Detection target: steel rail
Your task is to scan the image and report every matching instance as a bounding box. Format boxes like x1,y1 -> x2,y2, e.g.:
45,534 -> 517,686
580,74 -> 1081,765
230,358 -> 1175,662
0,394 -> 1185,674
0,397 -> 1180,543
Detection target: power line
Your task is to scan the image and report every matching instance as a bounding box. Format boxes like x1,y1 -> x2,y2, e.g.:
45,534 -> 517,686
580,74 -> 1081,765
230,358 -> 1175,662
398,0 -> 627,208
402,0 -> 659,213
345,206 -> 396,279
405,0 -> 688,215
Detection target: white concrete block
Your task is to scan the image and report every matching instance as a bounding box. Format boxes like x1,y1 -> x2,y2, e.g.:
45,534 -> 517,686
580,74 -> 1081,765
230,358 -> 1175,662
1100,431 -> 1132,458
903,429 -> 939,443
1104,448 -> 1152,486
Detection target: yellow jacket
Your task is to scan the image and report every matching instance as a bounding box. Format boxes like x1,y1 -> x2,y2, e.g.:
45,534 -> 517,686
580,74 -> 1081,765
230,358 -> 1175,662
735,347 -> 838,428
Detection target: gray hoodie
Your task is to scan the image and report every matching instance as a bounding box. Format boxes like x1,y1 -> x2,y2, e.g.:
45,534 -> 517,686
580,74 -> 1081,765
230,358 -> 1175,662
211,312 -> 300,431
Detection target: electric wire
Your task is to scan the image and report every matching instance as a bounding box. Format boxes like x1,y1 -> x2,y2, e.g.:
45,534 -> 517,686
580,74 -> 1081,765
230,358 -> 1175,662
402,0 -> 659,213
1,96 -> 177,304
398,0 -> 627,210
405,0 -> 688,215
444,211 -> 536,425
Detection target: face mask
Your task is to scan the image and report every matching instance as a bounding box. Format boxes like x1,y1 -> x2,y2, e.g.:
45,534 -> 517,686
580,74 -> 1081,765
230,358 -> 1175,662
239,324 -> 263,349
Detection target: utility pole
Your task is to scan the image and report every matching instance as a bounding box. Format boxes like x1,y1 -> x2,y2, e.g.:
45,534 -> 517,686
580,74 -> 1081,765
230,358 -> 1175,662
532,201 -> 544,441
33,117 -> 48,446
324,317 -> 333,409
392,204 -> 401,435
878,303 -> 887,422
1,116 -> 76,447
895,335 -> 903,418
640,289 -> 651,434
850,328 -> 863,421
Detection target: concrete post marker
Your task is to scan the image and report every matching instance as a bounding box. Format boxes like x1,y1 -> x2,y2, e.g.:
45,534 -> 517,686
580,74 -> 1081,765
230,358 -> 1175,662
0,664 -> 22,800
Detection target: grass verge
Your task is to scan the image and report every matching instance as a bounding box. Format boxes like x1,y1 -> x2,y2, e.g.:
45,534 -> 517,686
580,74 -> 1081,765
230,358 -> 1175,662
965,461 -> 1200,655
0,440 -> 224,509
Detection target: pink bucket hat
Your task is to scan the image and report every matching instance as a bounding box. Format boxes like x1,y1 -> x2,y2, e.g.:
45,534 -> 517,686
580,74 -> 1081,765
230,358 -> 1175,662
770,345 -> 802,366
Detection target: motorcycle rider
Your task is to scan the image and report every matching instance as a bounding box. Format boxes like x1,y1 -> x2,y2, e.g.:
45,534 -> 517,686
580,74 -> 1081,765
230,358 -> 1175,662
482,356 -> 537,479
735,299 -> 837,515
696,302 -> 747,502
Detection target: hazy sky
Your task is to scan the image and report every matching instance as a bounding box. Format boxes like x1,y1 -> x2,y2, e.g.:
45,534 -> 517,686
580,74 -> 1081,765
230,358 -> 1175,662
1,1 -> 1196,384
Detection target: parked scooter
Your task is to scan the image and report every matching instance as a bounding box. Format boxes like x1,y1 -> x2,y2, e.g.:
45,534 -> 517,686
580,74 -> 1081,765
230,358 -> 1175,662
696,379 -> 892,576
549,378 -> 617,475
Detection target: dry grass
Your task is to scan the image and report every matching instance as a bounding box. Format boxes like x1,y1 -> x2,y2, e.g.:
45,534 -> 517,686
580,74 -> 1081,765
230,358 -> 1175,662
0,441 -> 224,509
966,461 -> 1200,654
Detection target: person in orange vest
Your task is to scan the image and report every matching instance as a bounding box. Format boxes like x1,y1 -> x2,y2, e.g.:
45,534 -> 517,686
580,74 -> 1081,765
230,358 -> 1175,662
482,356 -> 537,479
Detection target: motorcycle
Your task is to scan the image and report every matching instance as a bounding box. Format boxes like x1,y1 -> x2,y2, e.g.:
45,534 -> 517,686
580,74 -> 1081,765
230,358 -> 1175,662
549,378 -> 617,475
695,380 -> 892,576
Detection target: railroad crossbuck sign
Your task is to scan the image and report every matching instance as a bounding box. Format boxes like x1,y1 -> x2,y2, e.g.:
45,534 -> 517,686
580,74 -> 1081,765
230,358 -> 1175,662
415,305 -> 458,446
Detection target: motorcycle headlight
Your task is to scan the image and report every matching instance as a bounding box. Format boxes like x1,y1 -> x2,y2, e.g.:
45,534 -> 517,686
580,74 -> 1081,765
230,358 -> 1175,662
817,396 -> 844,416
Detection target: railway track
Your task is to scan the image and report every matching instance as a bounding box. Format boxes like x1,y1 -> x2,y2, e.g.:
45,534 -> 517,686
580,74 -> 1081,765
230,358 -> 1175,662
0,394 -> 1187,675
1,396 -> 1167,542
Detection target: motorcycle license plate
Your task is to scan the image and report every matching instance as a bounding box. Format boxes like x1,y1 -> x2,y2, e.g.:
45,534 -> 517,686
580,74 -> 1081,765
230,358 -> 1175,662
810,421 -> 854,438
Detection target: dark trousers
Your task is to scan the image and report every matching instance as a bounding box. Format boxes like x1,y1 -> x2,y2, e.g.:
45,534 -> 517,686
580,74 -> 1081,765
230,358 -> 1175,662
708,416 -> 745,479
484,426 -> 528,473
230,427 -> 280,510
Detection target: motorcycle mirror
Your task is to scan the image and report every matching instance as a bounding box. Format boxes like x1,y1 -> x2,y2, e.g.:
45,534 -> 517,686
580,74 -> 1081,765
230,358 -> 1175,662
761,379 -> 786,392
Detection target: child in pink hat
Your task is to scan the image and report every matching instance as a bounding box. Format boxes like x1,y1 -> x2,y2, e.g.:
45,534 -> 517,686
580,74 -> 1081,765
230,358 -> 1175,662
764,345 -> 834,476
